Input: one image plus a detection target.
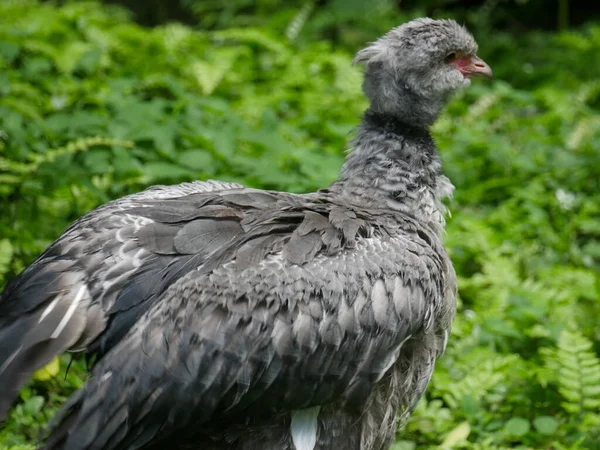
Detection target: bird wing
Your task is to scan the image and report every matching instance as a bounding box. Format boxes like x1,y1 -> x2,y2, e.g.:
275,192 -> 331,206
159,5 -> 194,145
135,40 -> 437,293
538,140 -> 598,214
0,179 -> 284,418
40,201 -> 455,450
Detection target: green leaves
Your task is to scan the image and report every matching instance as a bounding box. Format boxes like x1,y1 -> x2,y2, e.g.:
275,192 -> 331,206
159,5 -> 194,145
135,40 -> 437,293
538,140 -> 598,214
440,422 -> 471,448
503,418 -> 530,438
178,149 -> 215,172
533,416 -> 559,436
503,416 -> 559,440
0,239 -> 13,285
555,331 -> 600,415
192,48 -> 246,95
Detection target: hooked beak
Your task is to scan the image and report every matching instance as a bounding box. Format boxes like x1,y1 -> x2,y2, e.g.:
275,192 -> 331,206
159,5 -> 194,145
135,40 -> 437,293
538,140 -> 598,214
460,55 -> 493,80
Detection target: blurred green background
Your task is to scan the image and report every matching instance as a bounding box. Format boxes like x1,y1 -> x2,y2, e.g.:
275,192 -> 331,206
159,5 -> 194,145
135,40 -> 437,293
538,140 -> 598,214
0,0 -> 599,448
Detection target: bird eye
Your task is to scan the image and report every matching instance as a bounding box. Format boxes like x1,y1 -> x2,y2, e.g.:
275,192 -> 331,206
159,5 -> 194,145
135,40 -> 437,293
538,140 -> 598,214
444,52 -> 457,63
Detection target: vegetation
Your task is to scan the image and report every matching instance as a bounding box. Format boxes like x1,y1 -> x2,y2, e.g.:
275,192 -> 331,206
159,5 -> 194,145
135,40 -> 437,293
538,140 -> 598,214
0,0 -> 599,448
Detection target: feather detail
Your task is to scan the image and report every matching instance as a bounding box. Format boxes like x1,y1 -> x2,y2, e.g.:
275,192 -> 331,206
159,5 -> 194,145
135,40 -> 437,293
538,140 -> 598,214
291,406 -> 321,450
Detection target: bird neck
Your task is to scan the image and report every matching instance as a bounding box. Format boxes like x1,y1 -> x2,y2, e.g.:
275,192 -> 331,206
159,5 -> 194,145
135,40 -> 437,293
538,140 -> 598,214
362,70 -> 450,128
330,109 -> 454,232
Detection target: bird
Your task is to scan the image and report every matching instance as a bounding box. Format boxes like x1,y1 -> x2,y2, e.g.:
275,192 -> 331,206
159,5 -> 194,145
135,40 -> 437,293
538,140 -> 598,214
0,17 -> 492,450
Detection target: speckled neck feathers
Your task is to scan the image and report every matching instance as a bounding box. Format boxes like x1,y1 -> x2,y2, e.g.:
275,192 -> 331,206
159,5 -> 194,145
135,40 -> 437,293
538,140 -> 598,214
331,110 -> 454,233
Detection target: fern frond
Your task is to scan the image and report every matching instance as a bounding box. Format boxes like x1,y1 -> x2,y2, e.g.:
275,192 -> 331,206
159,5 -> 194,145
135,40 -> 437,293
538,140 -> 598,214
436,353 -> 521,409
555,330 -> 600,416
285,2 -> 314,41
27,136 -> 134,167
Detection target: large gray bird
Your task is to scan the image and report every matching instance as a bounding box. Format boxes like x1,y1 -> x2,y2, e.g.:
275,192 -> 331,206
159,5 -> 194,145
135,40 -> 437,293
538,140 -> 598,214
0,18 -> 492,450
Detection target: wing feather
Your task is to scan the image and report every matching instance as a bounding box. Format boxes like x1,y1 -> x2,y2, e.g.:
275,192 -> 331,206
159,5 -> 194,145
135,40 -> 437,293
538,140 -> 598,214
0,181 -> 251,418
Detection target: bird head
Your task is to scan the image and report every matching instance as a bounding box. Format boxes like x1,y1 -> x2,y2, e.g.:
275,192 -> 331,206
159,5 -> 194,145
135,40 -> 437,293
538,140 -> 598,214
354,18 -> 492,126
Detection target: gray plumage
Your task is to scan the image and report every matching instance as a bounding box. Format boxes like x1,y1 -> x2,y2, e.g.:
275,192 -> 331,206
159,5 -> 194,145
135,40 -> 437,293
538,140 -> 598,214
0,18 -> 492,450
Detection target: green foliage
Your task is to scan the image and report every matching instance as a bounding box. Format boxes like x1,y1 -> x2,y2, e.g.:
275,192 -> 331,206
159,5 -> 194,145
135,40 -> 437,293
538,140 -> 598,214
0,240 -> 12,286
540,330 -> 600,445
0,1 -> 599,449
181,0 -> 411,47
0,355 -> 85,447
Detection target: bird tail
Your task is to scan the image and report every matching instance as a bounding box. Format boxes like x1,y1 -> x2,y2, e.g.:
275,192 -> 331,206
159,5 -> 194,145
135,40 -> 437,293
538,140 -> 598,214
0,262 -> 92,421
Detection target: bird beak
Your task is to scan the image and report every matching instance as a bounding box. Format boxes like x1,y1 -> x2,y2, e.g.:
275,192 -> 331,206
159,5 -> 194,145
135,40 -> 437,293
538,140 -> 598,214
460,55 -> 493,80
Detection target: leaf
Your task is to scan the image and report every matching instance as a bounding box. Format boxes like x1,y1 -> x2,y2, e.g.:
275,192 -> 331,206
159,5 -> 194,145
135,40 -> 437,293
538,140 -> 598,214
459,395 -> 480,418
0,40 -> 20,62
503,417 -> 531,437
112,146 -> 140,175
178,149 -> 214,172
533,416 -> 559,435
0,239 -> 13,281
83,149 -> 112,174
22,396 -> 44,415
554,330 -> 600,416
0,174 -> 21,184
192,48 -> 243,95
390,441 -> 416,450
142,162 -> 193,182
151,126 -> 177,158
32,357 -> 60,381
54,41 -> 93,75
439,422 -> 470,448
